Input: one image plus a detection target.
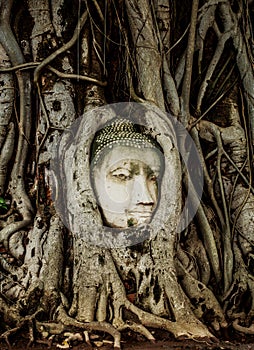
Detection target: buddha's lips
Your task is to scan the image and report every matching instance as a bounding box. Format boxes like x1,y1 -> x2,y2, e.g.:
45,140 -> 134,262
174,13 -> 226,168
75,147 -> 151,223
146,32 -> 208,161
127,211 -> 152,218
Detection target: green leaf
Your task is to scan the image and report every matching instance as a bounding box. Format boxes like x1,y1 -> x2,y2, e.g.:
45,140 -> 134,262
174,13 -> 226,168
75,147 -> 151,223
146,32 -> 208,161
0,197 -> 7,210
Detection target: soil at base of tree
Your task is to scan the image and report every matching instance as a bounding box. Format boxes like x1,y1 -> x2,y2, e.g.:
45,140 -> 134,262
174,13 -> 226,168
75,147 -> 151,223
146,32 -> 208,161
2,329 -> 254,350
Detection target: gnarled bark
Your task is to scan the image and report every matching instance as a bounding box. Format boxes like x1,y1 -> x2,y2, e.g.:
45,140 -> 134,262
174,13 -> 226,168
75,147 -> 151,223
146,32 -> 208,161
0,0 -> 254,348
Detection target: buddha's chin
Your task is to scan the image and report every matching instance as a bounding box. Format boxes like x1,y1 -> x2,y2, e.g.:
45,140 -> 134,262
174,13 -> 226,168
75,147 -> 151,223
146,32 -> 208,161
102,211 -> 152,229
127,215 -> 151,227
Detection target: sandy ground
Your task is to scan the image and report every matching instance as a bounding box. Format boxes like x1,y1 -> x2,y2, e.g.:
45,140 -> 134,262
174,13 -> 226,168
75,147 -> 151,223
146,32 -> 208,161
3,339 -> 254,350
2,329 -> 254,350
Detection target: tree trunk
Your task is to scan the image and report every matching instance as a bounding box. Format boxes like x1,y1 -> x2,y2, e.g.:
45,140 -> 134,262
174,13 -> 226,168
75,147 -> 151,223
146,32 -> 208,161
0,0 -> 254,348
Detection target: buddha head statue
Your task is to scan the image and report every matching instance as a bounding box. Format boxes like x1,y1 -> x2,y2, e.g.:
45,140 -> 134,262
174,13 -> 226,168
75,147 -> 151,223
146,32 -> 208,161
90,118 -> 164,229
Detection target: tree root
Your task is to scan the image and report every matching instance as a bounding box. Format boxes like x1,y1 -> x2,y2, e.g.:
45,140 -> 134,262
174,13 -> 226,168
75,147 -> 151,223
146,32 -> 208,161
35,299 -> 215,350
175,259 -> 228,331
124,300 -> 216,342
233,319 -> 254,335
114,319 -> 155,343
55,304 -> 122,349
0,308 -> 43,348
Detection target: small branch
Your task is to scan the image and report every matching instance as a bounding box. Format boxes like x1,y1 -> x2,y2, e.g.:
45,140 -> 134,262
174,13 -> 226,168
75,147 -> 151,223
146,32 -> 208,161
0,62 -> 39,72
196,30 -> 231,112
196,3 -> 217,74
0,61 -> 107,86
34,10 -> 88,83
180,0 -> 199,126
233,319 -> 254,334
206,53 -> 235,103
90,0 -> 104,23
213,129 -> 233,292
191,78 -> 238,127
223,151 -> 254,193
47,65 -> 107,86
166,24 -> 190,54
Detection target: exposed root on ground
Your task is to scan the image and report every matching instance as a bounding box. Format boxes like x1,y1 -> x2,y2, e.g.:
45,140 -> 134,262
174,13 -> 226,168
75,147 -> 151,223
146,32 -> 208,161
0,308 -> 43,348
55,304 -> 122,349
124,300 -> 216,342
0,293 -> 218,350
233,319 -> 254,335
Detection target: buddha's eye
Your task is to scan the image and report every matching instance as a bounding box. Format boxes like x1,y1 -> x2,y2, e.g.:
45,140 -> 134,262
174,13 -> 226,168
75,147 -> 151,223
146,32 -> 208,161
110,169 -> 131,181
114,173 -> 129,180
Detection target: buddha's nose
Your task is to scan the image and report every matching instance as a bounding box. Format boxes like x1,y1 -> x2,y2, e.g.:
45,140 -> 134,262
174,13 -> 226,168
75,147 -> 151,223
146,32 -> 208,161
132,175 -> 154,205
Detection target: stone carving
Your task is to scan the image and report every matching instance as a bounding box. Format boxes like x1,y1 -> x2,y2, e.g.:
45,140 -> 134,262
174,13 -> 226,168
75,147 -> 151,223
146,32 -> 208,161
90,118 -> 164,228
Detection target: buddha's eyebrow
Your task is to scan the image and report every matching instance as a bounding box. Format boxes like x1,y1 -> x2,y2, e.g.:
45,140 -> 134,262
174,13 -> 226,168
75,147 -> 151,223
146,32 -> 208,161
129,163 -> 161,174
110,164 -> 131,172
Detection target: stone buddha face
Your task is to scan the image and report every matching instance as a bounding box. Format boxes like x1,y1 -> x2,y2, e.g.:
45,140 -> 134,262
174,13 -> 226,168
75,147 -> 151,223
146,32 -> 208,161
91,145 -> 163,228
90,119 -> 164,229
